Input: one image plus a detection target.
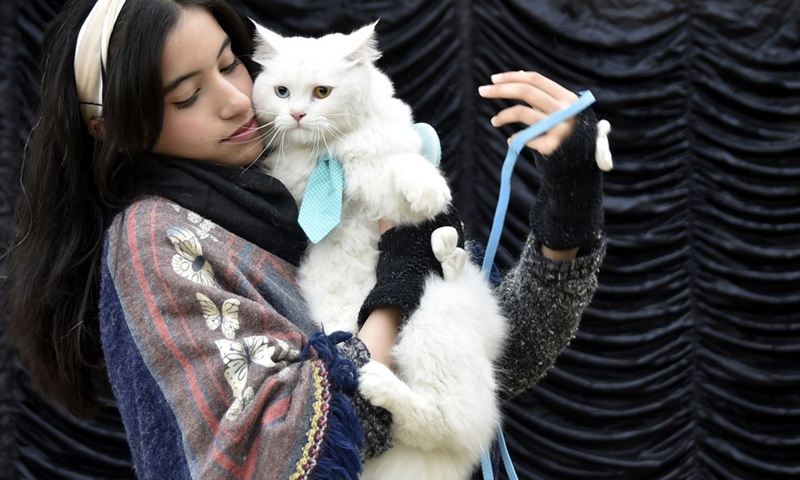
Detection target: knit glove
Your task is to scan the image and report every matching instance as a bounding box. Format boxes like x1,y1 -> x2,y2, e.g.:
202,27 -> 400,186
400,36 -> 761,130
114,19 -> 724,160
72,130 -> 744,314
529,108 -> 604,251
357,208 -> 464,328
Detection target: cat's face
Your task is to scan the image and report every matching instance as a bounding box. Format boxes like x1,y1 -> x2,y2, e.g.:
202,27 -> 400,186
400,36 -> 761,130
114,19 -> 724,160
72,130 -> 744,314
251,22 -> 381,148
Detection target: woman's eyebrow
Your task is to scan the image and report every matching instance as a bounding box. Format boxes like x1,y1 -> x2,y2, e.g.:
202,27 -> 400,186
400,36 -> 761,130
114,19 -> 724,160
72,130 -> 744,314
163,37 -> 233,94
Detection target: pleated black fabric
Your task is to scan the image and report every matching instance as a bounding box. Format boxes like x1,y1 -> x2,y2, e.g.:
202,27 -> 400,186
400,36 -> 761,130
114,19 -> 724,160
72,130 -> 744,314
1,0 -> 32,478
2,1 -> 799,479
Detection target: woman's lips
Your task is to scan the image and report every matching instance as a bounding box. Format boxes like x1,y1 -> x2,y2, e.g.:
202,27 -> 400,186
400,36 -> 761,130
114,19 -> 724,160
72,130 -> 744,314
225,117 -> 259,142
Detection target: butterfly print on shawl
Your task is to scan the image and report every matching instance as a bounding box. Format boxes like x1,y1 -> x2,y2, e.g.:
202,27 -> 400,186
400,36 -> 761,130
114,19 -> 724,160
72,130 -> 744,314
166,226 -> 216,286
226,387 -> 255,421
196,293 -> 240,339
187,211 -> 218,241
214,336 -> 302,416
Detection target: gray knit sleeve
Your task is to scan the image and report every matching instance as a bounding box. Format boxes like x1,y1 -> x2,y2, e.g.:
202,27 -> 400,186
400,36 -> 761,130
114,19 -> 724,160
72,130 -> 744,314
336,336 -> 394,460
495,234 -> 606,401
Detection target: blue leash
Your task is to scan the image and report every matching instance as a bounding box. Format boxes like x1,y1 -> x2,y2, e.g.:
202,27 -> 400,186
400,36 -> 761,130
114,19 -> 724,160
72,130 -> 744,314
479,90 -> 595,480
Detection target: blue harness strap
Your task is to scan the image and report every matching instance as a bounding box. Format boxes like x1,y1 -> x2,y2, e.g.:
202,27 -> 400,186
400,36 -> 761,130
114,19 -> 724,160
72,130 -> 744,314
480,90 -> 595,480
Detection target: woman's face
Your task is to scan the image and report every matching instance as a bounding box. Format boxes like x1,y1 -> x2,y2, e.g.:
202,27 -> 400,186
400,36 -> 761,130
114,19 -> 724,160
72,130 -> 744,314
152,6 -> 264,167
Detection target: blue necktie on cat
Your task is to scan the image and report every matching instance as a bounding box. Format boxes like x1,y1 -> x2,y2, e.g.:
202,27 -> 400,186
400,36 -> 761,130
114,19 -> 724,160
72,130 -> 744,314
297,152 -> 345,244
297,122 -> 442,243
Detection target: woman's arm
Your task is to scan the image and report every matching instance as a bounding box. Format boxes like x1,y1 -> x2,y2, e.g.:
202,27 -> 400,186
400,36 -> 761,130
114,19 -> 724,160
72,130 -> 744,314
479,71 -> 608,399
542,245 -> 579,260
334,307 -> 403,461
493,236 -> 605,400
358,307 -> 402,368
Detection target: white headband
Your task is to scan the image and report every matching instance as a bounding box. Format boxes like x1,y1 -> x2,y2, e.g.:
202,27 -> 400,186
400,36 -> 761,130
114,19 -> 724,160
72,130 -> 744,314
74,0 -> 128,125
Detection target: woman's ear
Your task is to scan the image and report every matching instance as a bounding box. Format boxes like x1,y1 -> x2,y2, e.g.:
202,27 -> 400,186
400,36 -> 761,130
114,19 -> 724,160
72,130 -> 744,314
88,117 -> 105,140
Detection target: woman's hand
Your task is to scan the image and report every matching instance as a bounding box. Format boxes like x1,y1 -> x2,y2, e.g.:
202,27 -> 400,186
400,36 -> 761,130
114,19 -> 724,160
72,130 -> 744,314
478,71 -> 577,155
479,71 -> 605,255
357,209 -> 463,356
356,219 -> 400,368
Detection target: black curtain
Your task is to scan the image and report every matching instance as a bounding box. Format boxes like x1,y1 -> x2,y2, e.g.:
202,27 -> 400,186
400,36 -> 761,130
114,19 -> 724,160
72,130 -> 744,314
1,0 -> 798,479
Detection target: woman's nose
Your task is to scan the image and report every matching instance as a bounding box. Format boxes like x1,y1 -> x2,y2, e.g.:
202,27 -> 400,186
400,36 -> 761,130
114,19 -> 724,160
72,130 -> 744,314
219,81 -> 251,119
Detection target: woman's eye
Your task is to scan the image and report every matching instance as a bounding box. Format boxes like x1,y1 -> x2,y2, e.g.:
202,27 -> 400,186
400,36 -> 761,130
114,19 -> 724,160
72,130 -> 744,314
175,90 -> 199,109
313,86 -> 332,99
221,58 -> 241,74
275,86 -> 290,98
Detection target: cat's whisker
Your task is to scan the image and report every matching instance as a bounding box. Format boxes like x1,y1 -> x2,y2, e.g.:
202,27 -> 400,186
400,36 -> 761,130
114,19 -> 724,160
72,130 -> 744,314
325,112 -> 361,119
204,119 -> 277,142
279,130 -> 287,167
328,123 -> 350,140
309,129 -> 317,153
234,129 -> 277,169
254,126 -> 280,144
253,120 -> 276,132
252,107 -> 281,117
237,134 -> 271,167
237,131 -> 272,145
240,151 -> 265,174
326,125 -> 349,148
320,130 -> 334,159
263,128 -> 282,151
308,129 -> 321,166
327,130 -> 347,145
264,130 -> 287,168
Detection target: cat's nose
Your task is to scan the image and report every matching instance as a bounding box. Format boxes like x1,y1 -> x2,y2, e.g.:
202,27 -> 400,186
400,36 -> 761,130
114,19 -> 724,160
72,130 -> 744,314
291,112 -> 306,122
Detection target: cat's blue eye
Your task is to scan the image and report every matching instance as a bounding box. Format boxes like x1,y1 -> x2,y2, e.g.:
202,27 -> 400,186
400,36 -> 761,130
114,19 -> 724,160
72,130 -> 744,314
275,86 -> 290,98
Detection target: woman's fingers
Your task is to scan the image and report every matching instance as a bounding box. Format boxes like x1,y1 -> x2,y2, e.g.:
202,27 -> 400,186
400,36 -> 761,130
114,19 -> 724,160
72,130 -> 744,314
491,104 -> 547,128
480,71 -> 579,154
508,130 -> 564,155
491,102 -> 576,154
479,81 -> 562,114
491,71 -> 577,103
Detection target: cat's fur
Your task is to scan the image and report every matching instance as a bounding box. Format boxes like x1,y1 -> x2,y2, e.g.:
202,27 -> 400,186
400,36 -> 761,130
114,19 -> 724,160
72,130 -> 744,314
252,21 -> 508,480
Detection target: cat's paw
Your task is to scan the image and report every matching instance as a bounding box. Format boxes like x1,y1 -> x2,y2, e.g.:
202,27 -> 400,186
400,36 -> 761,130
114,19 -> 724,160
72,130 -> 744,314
431,227 -> 467,281
596,119 -> 613,172
400,173 -> 452,218
431,226 -> 459,260
358,361 -> 399,409
443,248 -> 467,281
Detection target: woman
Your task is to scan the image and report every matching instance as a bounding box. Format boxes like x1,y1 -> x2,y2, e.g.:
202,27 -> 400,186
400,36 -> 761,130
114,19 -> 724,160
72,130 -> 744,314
7,0 -> 606,478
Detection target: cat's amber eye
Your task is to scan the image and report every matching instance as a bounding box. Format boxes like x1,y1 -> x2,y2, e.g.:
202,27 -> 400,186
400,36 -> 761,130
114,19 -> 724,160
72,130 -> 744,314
313,86 -> 333,99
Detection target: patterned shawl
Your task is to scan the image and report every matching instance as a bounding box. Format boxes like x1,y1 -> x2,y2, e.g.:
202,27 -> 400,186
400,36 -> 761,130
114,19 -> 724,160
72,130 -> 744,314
100,196 -> 362,479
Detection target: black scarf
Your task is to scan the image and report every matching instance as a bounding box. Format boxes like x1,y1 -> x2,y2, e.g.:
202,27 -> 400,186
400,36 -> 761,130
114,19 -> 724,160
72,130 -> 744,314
133,156 -> 308,266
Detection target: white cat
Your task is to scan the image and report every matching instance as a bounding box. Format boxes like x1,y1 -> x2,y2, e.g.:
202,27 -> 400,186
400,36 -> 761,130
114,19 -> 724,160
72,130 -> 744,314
252,22 -> 508,480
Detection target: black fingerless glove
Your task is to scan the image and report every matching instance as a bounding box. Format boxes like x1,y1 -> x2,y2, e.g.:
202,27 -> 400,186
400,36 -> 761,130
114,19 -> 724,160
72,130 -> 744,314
357,208 -> 464,328
529,108 -> 604,252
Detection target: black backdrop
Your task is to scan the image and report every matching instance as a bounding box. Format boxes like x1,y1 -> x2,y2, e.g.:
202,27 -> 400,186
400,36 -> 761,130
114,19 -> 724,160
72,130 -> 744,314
1,0 -> 799,479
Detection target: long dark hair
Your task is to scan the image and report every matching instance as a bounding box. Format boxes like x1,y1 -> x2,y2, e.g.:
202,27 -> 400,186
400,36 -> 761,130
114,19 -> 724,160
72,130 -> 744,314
7,0 -> 254,416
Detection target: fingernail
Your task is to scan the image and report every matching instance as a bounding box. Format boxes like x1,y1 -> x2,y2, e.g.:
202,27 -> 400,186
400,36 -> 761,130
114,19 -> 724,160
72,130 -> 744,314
490,116 -> 498,126
491,73 -> 502,82
478,85 -> 489,95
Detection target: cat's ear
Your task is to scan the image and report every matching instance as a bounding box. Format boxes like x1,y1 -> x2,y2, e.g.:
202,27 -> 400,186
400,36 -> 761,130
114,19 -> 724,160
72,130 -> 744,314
345,21 -> 381,65
250,18 -> 283,61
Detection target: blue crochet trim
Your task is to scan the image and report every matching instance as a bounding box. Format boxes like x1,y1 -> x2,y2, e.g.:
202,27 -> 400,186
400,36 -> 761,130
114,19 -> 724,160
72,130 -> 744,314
302,331 -> 364,479
467,241 -> 502,287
